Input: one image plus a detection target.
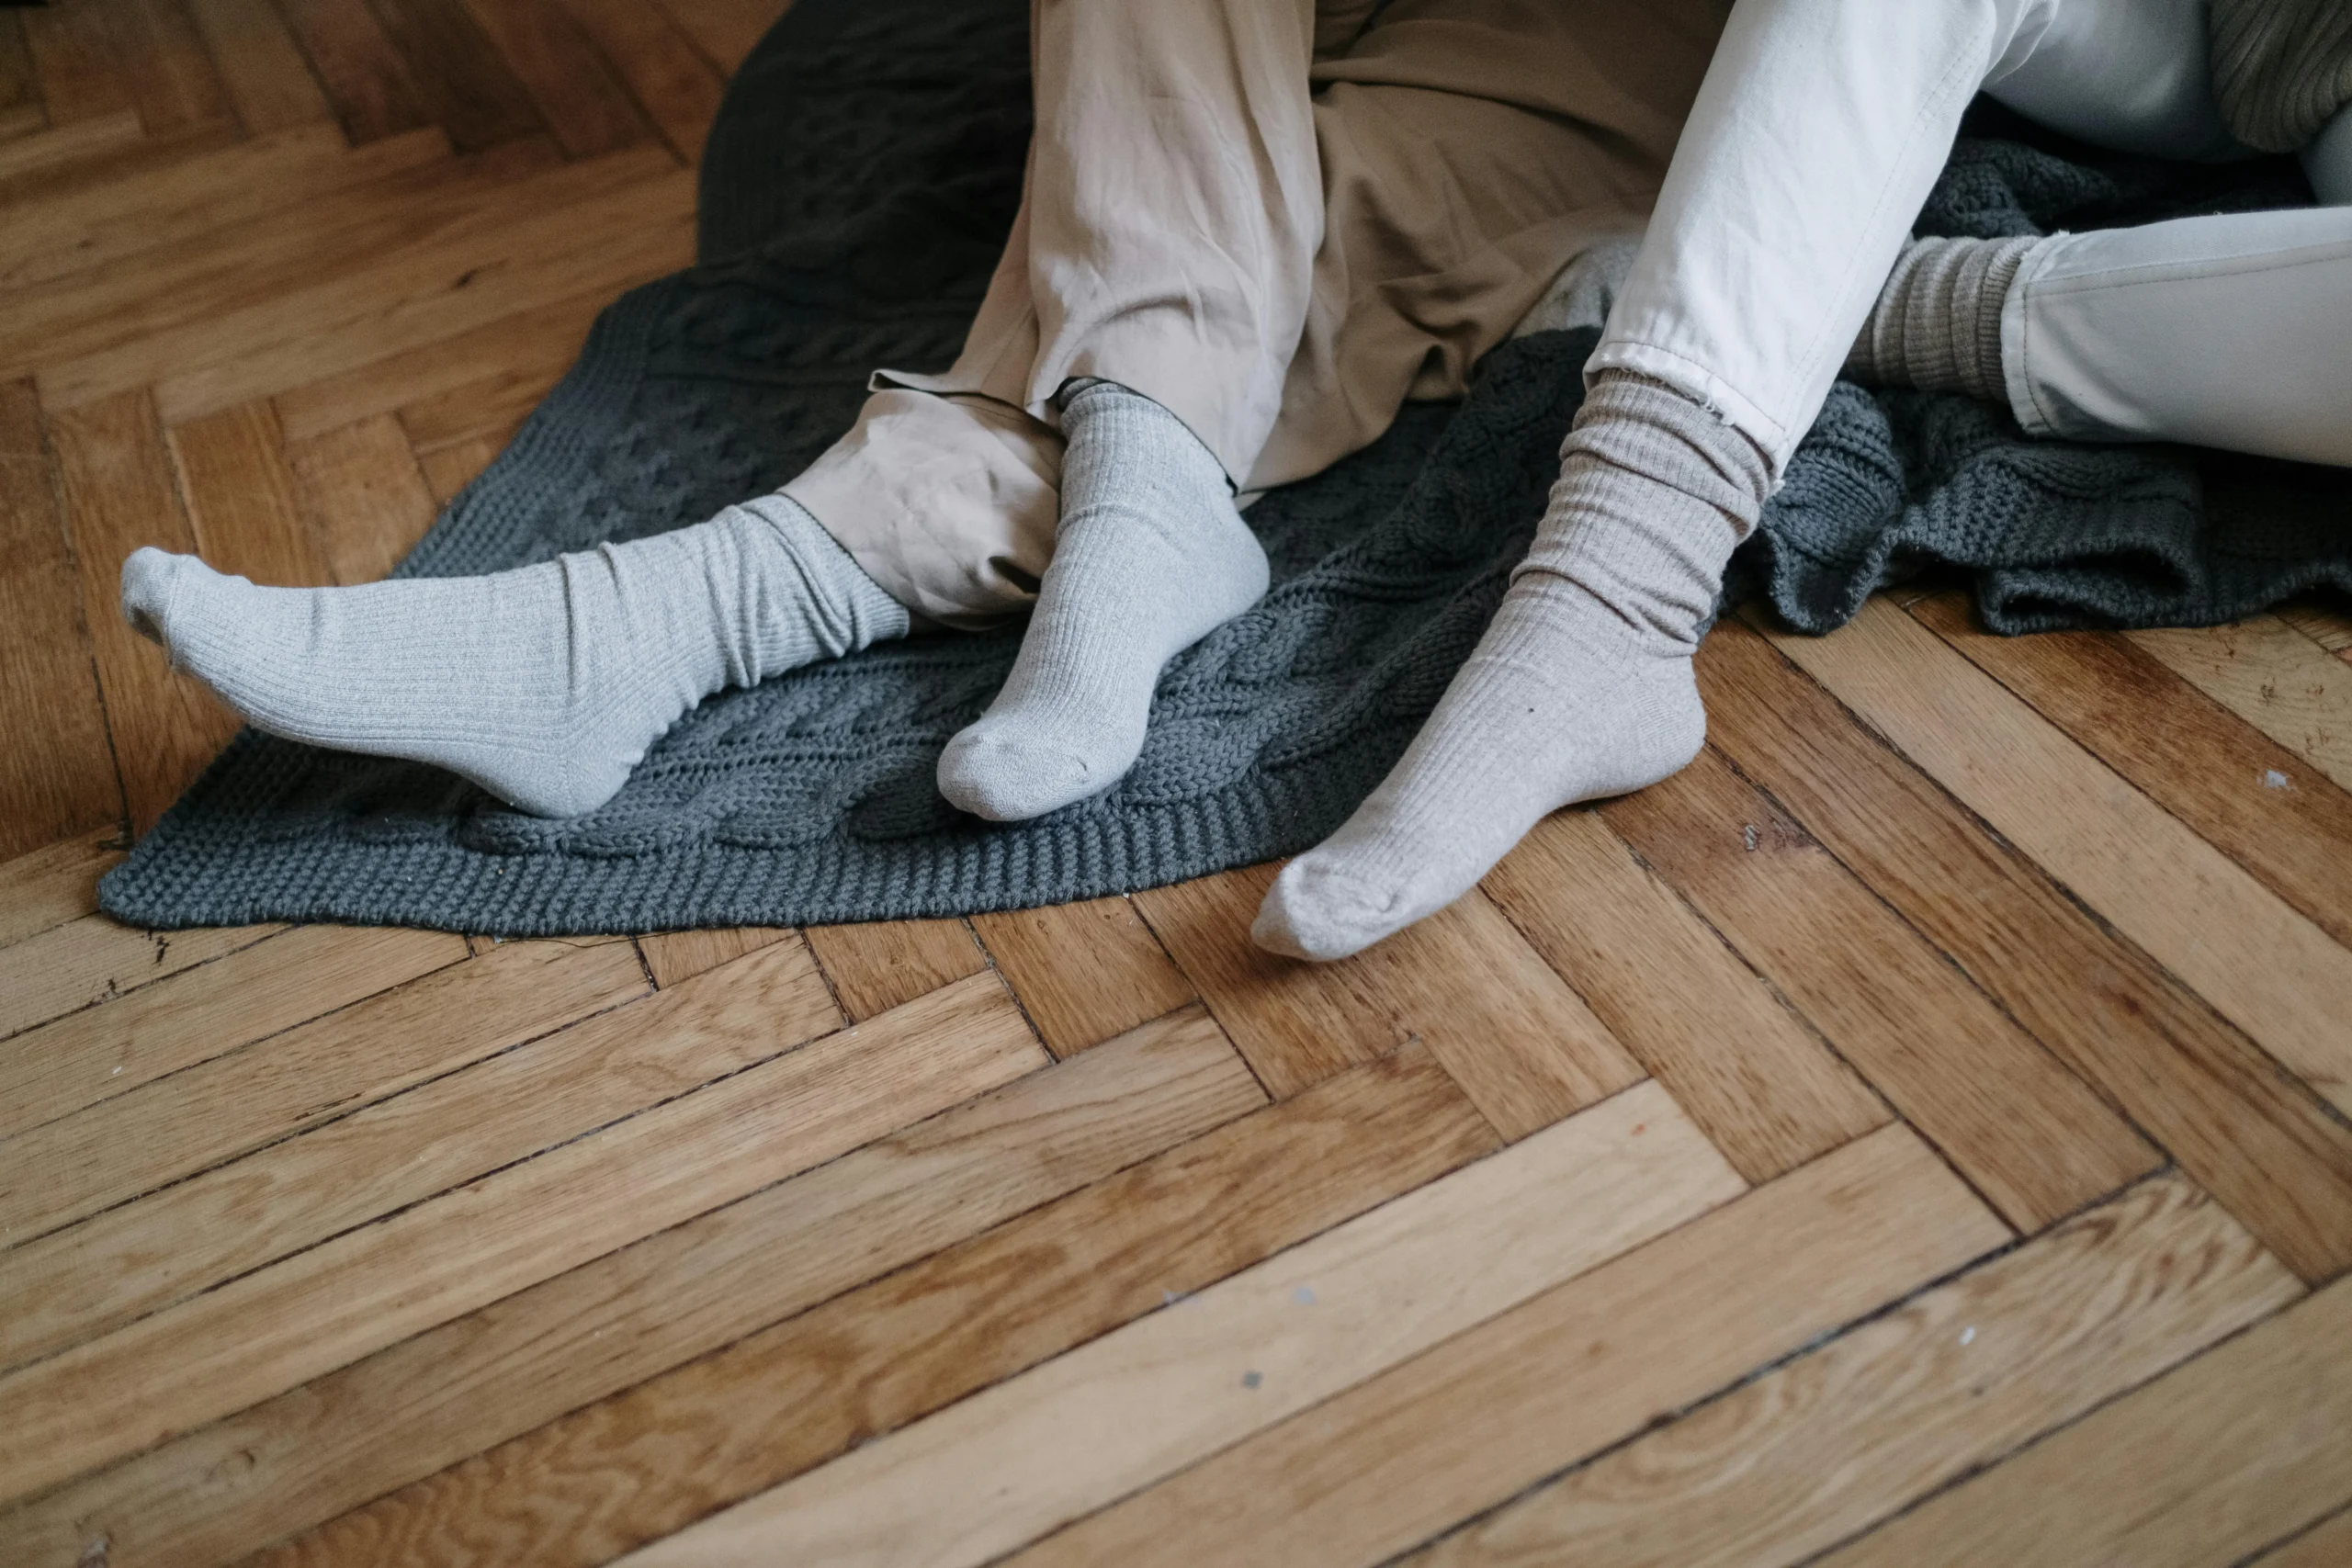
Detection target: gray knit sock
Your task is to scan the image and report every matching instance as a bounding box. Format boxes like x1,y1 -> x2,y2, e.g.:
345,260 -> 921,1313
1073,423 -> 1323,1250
1253,373 -> 1766,961
2211,0 -> 2352,152
120,495 -> 909,817
936,380 -> 1268,820
1842,234 -> 2041,402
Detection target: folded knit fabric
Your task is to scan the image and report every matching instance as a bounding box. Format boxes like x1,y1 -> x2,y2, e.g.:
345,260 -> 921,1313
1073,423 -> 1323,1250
2211,0 -> 2352,151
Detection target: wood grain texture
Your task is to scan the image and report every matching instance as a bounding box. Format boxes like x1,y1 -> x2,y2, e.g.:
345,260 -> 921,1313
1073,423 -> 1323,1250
1404,1174 -> 2299,1568
17,7 -> 132,125
1482,808 -> 1888,1182
1814,1275 -> 2352,1568
1701,619 -> 2352,1282
170,396 -> 334,586
2130,615 -> 2352,791
0,921 -> 462,1141
0,17 -> 40,141
184,0 -> 337,132
259,1043 -> 1494,1568
972,896 -> 1196,1057
803,917 -> 988,1021
554,0 -> 723,160
2250,1506 -> 2352,1567
282,410 -> 441,583
0,378 -> 122,860
268,0 -> 429,143
2275,598 -> 2352,658
1005,1124 -> 2006,1568
417,427 -> 509,502
0,830 -> 123,950
0,934 -> 646,1248
0,913 -> 277,1040
48,387 -> 243,832
0,107 -> 141,184
361,0 -> 545,152
1760,598 -> 2352,1116
0,964 -> 1034,1506
637,924 -> 788,987
625,1082 -> 1737,1568
90,0 -> 232,136
1602,746 -> 2159,1231
1138,862 -> 1642,1134
1913,592 -> 2352,951
151,1011 -> 1261,1568
456,0 -> 649,157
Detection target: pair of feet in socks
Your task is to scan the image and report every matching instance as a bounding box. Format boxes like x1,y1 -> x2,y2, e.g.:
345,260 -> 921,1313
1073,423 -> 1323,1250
121,374 -> 1759,961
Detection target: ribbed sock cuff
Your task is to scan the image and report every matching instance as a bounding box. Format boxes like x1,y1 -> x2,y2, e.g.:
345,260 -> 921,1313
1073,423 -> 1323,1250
1844,234 -> 2040,402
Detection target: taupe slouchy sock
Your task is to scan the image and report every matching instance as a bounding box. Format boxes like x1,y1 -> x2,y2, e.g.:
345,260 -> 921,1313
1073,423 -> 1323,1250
1253,372 -> 1767,961
121,495 -> 910,817
936,379 -> 1269,820
2210,0 -> 2352,152
1843,234 -> 2041,402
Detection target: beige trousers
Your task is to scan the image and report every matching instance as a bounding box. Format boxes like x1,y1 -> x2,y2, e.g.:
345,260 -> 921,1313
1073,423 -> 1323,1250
785,0 -> 1732,626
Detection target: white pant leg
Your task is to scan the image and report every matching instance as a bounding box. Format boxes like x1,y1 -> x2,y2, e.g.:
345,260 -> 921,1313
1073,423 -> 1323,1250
2005,206 -> 2352,464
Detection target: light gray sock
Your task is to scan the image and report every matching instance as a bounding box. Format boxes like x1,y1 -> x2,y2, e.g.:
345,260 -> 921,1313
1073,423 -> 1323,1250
936,379 -> 1268,820
1842,233 -> 2042,401
119,495 -> 909,817
1253,372 -> 1766,961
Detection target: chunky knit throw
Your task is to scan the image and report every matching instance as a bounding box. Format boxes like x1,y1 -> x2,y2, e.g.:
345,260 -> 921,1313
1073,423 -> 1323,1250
99,0 -> 2352,935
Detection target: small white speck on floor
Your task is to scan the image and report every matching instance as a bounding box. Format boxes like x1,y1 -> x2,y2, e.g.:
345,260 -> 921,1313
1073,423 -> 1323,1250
1742,824 -> 1759,852
1960,1325 -> 1976,1346
110,1066 -> 122,1077
1294,1286 -> 1317,1305
2263,769 -> 2291,790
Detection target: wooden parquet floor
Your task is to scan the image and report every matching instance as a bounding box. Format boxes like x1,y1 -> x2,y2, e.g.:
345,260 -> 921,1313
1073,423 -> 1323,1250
3,3 -> 2352,1563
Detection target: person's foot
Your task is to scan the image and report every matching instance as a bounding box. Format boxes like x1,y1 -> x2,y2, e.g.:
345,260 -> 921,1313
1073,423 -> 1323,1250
1252,372 -> 1769,960
120,496 -> 908,817
937,379 -> 1267,819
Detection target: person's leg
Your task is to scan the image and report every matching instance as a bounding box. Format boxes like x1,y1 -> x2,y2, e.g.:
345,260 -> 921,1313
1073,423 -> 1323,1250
122,496 -> 908,818
1255,0 -> 2056,959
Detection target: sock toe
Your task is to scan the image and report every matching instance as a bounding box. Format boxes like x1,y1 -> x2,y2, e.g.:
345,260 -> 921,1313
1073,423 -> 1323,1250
936,726 -> 1103,821
119,547 -> 201,649
1252,855 -> 1421,962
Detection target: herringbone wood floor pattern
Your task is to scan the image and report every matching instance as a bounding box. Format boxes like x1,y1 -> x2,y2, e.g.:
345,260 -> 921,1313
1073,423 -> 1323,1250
2,3 -> 2351,1563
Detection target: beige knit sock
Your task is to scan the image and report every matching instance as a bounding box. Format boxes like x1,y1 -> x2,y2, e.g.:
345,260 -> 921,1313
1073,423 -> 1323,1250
1252,373 -> 1767,961
1842,234 -> 2042,401
2210,0 -> 2352,152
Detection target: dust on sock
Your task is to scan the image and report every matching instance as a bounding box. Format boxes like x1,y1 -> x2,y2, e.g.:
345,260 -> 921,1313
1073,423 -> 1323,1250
935,379 -> 1268,821
119,494 -> 909,817
1251,372 -> 1767,961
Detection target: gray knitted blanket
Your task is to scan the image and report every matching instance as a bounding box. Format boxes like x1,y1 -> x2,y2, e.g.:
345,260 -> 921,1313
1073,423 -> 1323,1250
99,0 -> 2352,934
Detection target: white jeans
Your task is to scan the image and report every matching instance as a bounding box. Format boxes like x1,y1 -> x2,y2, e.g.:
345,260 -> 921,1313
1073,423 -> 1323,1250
1594,0 -> 2352,469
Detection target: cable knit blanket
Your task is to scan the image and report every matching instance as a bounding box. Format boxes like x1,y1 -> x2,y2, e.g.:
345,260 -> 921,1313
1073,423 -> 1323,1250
100,0 -> 2352,934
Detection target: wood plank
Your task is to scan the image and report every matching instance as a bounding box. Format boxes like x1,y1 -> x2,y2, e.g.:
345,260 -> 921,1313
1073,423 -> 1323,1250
0,913 -> 277,1041
0,17 -> 40,141
397,354 -> 569,456
2251,1506 -> 2352,1567
274,0 -> 429,144
2275,597 -> 2352,658
0,829 -> 124,950
457,0 -> 649,158
1701,618 -> 2352,1282
0,123 -> 445,293
621,1079 -> 1739,1568
1482,808 -> 1888,1182
1397,1173 -> 2299,1568
0,933 -> 645,1250
971,896 -> 1196,1057
2130,615 -> 2352,791
554,0 -> 723,161
4,137 -> 636,393
89,0 -> 232,136
16,10 -> 132,125
171,397 -> 336,587
1758,596 -> 2352,1117
0,378 -> 123,861
0,113 -> 243,210
0,921 -> 465,1141
1813,1274 -> 2352,1568
30,1010 -> 1261,1568
997,1126 -> 2009,1568
0,105 -> 141,186
283,410 -> 441,583
637,924 -> 789,987
416,427 -> 509,502
1601,746 -> 2159,1231
358,0 -> 546,154
1912,593 -> 2352,951
185,0 -> 338,132
49,387 -> 243,833
803,917 -> 987,1022
646,0 -> 785,73
266,1044 -> 1491,1568
0,939 -> 799,1371
0,966 -> 1036,1506
275,284 -> 605,441
1137,863 -> 1642,1136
